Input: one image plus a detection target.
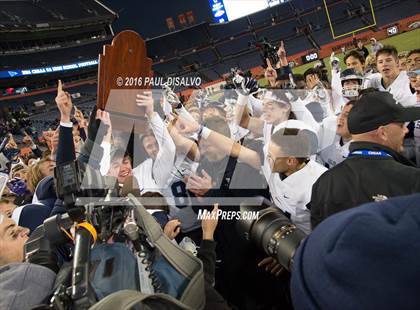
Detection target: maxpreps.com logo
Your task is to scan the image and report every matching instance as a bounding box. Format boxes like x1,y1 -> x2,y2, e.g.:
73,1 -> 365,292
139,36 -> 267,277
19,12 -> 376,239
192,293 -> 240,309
197,209 -> 260,221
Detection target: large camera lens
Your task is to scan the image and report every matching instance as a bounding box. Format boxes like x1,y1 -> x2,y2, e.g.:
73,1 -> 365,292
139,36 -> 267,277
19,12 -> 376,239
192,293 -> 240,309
237,197 -> 307,271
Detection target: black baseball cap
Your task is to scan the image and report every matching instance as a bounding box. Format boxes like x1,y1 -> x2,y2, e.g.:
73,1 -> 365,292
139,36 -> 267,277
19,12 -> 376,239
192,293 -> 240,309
348,91 -> 420,134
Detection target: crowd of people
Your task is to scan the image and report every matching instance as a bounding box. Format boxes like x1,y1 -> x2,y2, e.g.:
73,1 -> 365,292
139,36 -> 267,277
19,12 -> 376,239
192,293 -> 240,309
0,35 -> 420,310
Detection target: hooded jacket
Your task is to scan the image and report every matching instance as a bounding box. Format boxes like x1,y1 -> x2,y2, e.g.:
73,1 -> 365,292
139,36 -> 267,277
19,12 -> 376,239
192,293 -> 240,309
12,176 -> 57,234
0,263 -> 55,310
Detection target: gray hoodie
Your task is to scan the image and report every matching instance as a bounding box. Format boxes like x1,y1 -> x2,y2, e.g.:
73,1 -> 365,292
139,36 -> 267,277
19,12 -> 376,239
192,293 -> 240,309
0,262 -> 55,310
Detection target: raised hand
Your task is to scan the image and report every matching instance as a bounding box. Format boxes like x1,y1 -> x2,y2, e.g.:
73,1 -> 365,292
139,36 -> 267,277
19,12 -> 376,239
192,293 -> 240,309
277,40 -> 286,58
265,58 -> 278,86
201,204 -> 219,240
6,133 -> 17,149
234,75 -> 259,96
330,52 -> 340,71
306,74 -> 320,90
277,41 -> 288,67
95,109 -> 112,142
136,91 -> 154,117
55,80 -> 72,123
163,84 -> 181,108
42,130 -> 54,149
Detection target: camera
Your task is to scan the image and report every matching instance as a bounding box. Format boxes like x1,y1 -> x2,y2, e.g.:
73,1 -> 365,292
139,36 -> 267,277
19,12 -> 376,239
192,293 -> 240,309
236,197 -> 307,271
250,38 -> 280,68
23,159 -> 135,309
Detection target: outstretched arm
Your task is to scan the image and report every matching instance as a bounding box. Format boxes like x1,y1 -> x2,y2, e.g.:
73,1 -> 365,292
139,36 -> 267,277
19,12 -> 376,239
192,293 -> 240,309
167,117 -> 200,162
176,115 -> 261,170
235,94 -> 264,136
136,92 -> 176,188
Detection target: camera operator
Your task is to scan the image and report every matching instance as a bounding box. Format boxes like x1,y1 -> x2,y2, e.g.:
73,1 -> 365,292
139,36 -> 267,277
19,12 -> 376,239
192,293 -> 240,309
0,213 -> 59,310
1,80 -> 114,309
49,80 -> 111,216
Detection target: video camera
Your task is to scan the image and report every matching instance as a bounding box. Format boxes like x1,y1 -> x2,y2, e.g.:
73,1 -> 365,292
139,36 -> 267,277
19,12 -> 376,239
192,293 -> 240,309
237,197 -> 307,271
250,38 -> 280,69
23,159 -> 146,309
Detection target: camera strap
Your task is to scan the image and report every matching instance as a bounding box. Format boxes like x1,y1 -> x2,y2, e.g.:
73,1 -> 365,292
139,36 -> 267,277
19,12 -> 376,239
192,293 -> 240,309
127,194 -> 205,310
88,290 -> 191,310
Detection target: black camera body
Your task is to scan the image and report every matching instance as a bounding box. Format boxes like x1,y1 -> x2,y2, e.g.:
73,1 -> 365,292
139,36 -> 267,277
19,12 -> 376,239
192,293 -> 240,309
251,38 -> 280,68
23,159 -> 134,309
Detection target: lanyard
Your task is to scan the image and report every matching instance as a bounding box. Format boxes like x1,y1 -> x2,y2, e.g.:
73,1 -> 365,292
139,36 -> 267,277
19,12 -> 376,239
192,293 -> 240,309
348,150 -> 392,158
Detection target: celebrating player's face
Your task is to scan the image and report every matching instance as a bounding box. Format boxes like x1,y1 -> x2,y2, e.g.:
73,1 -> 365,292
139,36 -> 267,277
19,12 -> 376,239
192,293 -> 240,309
142,135 -> 159,160
108,156 -> 132,184
398,57 -> 407,71
377,53 -> 399,78
336,104 -> 353,138
407,52 -> 420,71
267,142 -> 294,174
262,101 -> 289,125
345,56 -> 364,74
343,80 -> 359,90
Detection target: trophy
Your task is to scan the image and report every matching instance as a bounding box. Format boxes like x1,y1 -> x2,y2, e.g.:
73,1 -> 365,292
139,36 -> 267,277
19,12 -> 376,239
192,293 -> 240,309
97,30 -> 153,133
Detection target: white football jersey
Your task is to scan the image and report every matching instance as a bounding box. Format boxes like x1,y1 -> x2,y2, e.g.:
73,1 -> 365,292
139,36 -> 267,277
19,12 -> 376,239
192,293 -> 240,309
364,71 -> 416,107
261,159 -> 327,234
163,155 -> 200,232
317,136 -> 350,168
132,158 -> 158,193
132,113 -> 176,193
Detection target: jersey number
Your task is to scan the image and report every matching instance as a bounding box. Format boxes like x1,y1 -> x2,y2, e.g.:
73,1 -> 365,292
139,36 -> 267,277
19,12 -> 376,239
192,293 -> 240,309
171,181 -> 191,209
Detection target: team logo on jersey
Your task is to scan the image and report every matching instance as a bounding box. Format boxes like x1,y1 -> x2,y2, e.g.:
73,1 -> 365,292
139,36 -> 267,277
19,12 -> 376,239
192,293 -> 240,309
372,194 -> 388,202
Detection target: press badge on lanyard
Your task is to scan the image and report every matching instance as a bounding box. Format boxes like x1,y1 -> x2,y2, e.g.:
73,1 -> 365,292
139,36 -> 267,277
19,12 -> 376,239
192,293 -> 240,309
348,150 -> 392,158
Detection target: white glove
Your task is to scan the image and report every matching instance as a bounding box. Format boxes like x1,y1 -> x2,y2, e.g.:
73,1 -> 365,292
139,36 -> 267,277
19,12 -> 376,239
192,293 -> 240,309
233,75 -> 259,96
330,52 -> 340,71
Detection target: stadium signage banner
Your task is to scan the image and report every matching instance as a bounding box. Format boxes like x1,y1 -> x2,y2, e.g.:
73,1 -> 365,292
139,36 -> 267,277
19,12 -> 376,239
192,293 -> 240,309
0,59 -> 98,79
387,25 -> 399,36
301,51 -> 319,64
210,0 -> 229,23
